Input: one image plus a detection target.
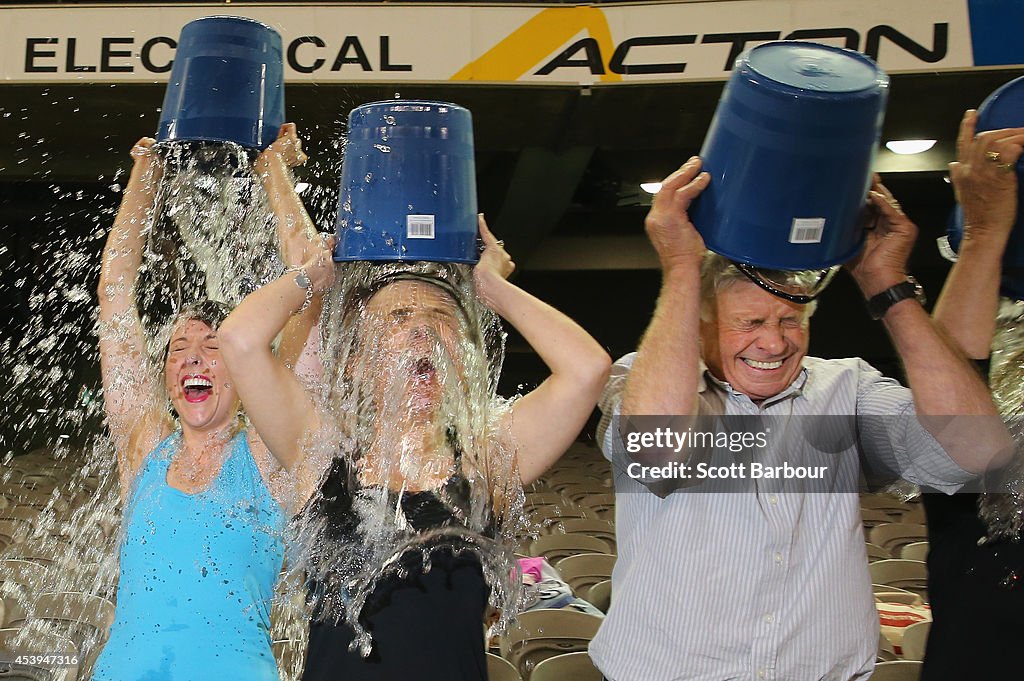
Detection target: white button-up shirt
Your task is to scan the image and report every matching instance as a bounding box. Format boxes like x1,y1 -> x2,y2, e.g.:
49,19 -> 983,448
590,354 -> 974,681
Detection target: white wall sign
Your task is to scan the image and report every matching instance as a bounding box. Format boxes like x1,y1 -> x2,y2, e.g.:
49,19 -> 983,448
0,0 -> 1009,86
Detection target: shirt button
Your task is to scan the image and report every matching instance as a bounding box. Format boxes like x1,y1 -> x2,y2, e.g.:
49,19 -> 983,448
773,552 -> 783,564
757,669 -> 767,679
763,613 -> 775,624
767,495 -> 779,505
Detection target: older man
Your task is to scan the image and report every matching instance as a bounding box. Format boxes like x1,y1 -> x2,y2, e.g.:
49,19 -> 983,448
591,157 -> 1011,681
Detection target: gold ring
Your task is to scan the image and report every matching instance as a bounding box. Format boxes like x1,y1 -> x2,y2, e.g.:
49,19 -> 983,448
986,150 -> 1002,164
997,162 -> 1016,173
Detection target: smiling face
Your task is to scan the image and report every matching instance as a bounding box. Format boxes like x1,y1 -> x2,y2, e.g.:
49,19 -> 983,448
700,280 -> 811,402
358,280 -> 469,419
163,318 -> 240,433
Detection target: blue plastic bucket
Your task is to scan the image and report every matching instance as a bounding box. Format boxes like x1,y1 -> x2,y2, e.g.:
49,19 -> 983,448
334,101 -> 479,264
690,41 -> 889,270
156,16 -> 284,150
946,75 -> 1024,300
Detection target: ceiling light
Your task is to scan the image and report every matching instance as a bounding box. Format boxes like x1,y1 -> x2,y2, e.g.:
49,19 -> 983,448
640,182 -> 662,194
885,139 -> 937,155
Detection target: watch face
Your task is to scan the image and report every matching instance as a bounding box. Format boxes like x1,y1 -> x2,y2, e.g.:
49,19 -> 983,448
295,271 -> 311,289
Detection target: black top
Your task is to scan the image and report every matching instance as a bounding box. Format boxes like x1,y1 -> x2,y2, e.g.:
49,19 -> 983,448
301,455 -> 491,681
920,492 -> 1024,680
920,357 -> 1024,678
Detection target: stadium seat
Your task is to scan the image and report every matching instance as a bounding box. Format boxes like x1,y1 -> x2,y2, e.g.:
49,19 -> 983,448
899,505 -> 926,525
873,585 -> 924,607
555,553 -> 616,594
531,651 -> 603,681
549,519 -> 616,545
577,493 -> 615,520
859,495 -> 912,517
0,520 -> 31,546
900,620 -> 930,662
586,579 -> 611,613
869,524 -> 928,556
0,626 -> 78,681
872,660 -> 922,681
531,505 -> 595,528
860,508 -> 893,528
523,492 -> 570,508
485,651 -> 522,681
529,535 -> 610,564
865,543 -> 892,562
869,560 -> 928,601
899,542 -> 929,562
500,609 -> 603,680
877,633 -> 898,662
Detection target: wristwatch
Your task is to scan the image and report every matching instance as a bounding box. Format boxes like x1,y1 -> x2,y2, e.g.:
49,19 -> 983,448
289,267 -> 313,314
865,276 -> 926,320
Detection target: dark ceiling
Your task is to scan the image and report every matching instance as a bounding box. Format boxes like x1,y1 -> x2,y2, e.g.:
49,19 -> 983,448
2,2 -> 1023,453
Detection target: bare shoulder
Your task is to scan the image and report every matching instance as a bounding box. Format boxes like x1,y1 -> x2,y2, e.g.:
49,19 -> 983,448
115,408 -> 172,499
125,409 -> 171,470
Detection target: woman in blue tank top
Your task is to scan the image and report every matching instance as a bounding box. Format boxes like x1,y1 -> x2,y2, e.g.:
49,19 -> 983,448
218,202 -> 611,679
92,125 -> 323,681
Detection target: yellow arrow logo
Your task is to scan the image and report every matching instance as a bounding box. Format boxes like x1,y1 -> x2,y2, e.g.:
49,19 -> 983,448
452,7 -> 622,83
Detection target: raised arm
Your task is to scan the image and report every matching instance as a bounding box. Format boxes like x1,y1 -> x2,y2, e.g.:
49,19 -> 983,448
97,138 -> 169,488
847,177 -> 1013,473
473,217 -> 611,485
218,223 -> 335,470
932,110 -> 1024,357
620,157 -> 710,417
256,123 -> 325,371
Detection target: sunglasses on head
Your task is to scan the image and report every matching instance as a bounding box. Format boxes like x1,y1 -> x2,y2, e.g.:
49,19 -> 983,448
735,262 -> 838,305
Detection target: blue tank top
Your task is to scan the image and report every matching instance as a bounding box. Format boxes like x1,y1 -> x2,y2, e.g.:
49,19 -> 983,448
93,431 -> 284,681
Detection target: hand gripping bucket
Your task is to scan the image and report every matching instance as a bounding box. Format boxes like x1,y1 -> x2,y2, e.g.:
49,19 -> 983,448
945,75 -> 1024,300
156,16 -> 285,150
333,101 -> 479,264
690,41 -> 889,271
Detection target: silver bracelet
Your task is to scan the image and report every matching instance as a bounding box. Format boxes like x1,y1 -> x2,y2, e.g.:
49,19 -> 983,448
287,267 -> 313,314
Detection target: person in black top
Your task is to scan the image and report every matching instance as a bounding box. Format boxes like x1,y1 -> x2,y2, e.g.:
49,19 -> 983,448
219,213 -> 611,680
300,452 -> 495,681
925,108 -> 1024,679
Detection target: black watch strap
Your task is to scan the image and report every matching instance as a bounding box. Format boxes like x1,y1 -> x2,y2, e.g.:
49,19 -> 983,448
865,276 -> 926,320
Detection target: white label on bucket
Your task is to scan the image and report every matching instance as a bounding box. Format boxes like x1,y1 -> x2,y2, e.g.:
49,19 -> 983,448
789,218 -> 825,244
407,215 -> 436,239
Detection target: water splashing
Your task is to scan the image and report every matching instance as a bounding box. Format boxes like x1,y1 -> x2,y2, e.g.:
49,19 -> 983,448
1,119 -> 527,678
284,260 -> 527,657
